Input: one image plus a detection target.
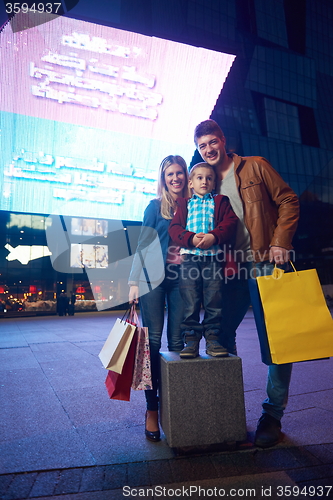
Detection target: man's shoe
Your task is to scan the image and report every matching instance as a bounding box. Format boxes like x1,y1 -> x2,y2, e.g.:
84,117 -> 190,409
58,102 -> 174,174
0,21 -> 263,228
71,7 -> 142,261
254,414 -> 281,448
206,339 -> 228,357
179,340 -> 199,358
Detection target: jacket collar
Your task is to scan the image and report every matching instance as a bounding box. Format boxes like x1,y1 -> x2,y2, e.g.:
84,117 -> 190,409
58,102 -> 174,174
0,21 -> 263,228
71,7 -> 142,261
228,153 -> 242,171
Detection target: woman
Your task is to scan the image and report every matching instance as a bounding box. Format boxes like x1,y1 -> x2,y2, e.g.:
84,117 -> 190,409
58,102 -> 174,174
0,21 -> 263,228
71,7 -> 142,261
128,155 -> 190,442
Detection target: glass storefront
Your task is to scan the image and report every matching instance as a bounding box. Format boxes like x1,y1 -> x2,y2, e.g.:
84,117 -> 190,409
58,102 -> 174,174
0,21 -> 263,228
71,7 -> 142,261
0,210 -> 142,315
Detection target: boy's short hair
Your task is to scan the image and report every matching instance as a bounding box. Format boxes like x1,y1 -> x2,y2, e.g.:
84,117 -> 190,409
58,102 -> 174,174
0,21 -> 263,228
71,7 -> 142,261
189,162 -> 216,180
194,119 -> 224,145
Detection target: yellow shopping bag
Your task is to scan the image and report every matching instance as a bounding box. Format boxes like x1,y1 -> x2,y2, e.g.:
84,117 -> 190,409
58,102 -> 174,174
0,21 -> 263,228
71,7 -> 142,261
255,264 -> 333,364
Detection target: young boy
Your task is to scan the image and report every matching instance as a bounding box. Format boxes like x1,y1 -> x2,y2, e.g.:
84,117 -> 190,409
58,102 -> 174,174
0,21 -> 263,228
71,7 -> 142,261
169,162 -> 238,358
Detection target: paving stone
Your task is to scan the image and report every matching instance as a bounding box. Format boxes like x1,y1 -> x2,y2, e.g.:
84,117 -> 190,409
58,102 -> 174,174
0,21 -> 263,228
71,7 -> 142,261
289,446 -> 323,467
168,457 -> 198,483
29,470 -> 59,498
253,448 -> 300,470
295,478 -> 333,496
187,456 -> 219,481
148,460 -> 174,485
127,462 -> 150,487
0,476 -> 14,497
103,464 -> 127,490
210,454 -> 240,478
53,469 -> 82,496
304,444 -> 333,464
229,451 -> 263,475
27,490 -> 125,500
323,444 -> 333,454
1,392 -> 74,445
0,429 -> 95,474
282,408 -> 333,446
2,473 -> 37,500
80,466 -> 105,492
287,464 -> 333,483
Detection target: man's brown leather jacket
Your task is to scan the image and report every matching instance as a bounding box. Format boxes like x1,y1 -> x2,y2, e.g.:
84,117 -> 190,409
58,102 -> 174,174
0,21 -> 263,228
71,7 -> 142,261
230,153 -> 299,262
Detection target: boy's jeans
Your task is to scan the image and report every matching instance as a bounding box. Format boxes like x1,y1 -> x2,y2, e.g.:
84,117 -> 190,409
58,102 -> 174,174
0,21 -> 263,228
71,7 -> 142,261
179,254 -> 223,341
220,261 -> 292,421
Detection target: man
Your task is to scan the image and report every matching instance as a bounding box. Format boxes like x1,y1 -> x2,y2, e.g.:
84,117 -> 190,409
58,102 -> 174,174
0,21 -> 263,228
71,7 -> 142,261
69,291 -> 76,316
194,119 -> 299,448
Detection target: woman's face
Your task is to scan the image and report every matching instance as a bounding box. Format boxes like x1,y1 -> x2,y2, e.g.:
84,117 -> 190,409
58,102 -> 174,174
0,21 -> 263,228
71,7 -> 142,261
164,163 -> 186,199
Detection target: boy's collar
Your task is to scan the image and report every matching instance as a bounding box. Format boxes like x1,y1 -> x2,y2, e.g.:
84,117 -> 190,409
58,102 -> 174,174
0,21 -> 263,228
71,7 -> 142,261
192,192 -> 214,200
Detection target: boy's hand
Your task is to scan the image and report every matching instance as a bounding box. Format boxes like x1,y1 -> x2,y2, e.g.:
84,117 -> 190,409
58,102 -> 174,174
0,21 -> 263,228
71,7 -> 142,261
195,233 -> 216,249
193,233 -> 204,246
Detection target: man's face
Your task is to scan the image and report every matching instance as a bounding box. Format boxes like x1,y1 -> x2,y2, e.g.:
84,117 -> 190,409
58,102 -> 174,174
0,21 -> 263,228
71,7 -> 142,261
189,167 -> 215,197
196,134 -> 227,168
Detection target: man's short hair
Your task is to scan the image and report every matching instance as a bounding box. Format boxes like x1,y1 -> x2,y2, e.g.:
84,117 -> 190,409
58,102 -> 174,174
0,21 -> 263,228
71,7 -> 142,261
189,162 -> 216,180
194,119 -> 224,145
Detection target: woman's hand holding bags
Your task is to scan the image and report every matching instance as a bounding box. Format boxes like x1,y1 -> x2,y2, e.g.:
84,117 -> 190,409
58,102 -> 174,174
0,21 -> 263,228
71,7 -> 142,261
99,305 -> 152,400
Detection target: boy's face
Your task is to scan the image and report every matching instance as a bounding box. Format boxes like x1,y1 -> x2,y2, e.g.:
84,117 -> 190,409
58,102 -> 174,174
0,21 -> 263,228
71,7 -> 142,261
189,167 -> 215,197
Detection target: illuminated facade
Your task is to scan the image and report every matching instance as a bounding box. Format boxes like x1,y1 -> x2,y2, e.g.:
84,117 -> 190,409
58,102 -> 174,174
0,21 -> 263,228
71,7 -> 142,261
0,0 -> 333,314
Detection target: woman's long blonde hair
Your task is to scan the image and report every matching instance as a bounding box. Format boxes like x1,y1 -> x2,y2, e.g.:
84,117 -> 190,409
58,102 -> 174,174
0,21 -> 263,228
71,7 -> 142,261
157,155 -> 190,220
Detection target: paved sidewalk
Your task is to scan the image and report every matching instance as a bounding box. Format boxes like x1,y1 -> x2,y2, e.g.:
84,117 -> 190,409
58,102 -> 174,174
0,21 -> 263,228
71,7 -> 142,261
0,310 -> 332,499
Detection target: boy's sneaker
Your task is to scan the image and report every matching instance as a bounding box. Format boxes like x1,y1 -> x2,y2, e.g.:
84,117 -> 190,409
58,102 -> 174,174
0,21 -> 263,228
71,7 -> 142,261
179,340 -> 200,359
206,339 -> 228,357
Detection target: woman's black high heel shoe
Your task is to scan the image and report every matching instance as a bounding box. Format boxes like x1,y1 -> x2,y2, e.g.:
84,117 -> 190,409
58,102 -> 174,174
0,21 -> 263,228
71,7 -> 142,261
145,411 -> 161,442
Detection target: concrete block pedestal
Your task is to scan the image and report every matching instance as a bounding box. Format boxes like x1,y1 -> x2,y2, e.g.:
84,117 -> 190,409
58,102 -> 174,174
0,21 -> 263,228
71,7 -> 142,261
159,351 -> 247,448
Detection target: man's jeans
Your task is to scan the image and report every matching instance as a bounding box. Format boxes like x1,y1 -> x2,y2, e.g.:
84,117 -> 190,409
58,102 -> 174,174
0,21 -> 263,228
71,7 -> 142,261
179,254 -> 223,341
139,264 -> 184,411
220,261 -> 292,421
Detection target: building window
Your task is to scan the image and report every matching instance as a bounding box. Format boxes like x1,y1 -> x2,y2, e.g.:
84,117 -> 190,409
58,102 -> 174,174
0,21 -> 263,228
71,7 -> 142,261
264,97 -> 301,143
283,0 -> 306,54
236,0 -> 257,36
255,0 -> 288,48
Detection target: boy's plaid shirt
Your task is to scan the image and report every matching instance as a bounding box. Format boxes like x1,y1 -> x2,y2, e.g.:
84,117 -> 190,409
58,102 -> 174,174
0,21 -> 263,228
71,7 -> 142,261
180,193 -> 221,256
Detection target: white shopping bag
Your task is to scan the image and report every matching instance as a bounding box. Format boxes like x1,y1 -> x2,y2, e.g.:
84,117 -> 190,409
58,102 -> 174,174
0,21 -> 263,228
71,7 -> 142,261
99,317 -> 136,374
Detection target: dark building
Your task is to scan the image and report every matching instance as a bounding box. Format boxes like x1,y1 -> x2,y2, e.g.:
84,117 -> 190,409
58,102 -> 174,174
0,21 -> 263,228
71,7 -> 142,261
0,0 -> 332,314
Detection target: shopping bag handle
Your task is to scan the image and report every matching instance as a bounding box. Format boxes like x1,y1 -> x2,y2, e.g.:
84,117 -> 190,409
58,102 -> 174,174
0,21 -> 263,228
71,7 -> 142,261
289,261 -> 297,273
128,303 -> 140,326
120,305 -> 141,327
120,307 -> 134,324
272,260 -> 298,279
